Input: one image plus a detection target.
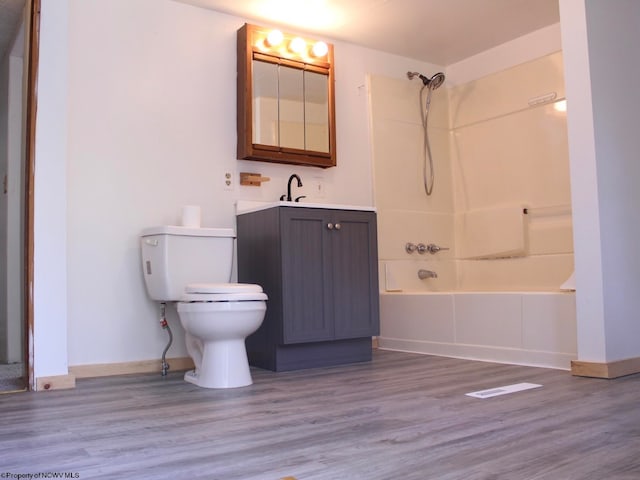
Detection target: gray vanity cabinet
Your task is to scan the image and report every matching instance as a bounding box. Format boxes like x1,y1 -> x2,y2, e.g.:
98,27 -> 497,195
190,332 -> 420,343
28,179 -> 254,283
237,206 -> 379,371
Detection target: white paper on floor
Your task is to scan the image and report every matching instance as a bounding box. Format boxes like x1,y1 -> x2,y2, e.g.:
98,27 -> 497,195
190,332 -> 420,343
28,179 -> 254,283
465,382 -> 542,399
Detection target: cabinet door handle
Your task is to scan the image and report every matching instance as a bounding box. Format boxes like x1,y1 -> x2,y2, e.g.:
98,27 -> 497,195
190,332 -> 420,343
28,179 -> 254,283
327,223 -> 334,230
334,223 -> 341,230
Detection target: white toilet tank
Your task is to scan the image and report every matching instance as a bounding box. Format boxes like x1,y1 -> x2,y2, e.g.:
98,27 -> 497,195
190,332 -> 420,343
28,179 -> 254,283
140,225 -> 236,301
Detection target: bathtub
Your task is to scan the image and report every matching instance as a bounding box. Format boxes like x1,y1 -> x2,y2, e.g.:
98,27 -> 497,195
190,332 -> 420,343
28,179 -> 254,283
379,290 -> 577,370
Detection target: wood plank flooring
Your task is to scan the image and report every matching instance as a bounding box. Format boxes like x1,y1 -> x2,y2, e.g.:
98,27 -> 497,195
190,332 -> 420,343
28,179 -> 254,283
2,350 -> 640,479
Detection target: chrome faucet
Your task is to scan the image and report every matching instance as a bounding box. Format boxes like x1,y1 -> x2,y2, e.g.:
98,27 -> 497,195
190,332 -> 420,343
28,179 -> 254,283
280,174 -> 303,202
425,243 -> 450,254
406,242 -> 450,254
418,269 -> 438,279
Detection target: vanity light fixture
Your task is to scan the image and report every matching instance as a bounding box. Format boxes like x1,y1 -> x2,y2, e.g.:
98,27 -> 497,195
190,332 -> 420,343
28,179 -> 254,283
251,25 -> 331,66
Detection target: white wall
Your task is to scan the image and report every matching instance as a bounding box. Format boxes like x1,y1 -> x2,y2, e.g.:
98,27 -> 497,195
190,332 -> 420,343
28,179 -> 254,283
560,0 -> 640,363
588,1 -> 640,362
33,0 -> 441,373
32,0 -> 69,381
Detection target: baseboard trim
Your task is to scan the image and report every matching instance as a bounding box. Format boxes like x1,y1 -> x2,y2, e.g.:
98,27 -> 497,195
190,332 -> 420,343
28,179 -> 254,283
35,374 -> 76,391
571,357 -> 640,379
378,337 -> 574,370
69,357 -> 195,379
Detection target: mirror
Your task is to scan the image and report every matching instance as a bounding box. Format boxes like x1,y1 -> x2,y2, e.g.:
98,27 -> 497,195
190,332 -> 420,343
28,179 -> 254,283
304,70 -> 329,152
237,24 -> 336,168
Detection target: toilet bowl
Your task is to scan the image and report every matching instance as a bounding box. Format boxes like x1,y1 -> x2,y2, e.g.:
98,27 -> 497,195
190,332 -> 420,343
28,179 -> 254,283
140,225 -> 268,389
177,283 -> 267,388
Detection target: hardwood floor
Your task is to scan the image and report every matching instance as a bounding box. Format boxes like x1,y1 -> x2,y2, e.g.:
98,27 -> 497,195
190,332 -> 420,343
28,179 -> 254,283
2,350 -> 640,479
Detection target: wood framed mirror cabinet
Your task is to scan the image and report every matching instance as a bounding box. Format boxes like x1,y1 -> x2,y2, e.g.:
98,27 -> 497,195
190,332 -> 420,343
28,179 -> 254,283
237,23 -> 336,168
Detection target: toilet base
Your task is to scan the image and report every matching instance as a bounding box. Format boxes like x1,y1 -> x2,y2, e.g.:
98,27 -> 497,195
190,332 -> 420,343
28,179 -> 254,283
183,339 -> 254,389
183,368 -> 252,389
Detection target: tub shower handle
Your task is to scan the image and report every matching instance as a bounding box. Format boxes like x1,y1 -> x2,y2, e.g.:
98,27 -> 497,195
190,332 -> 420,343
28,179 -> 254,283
407,242 -> 449,254
425,243 -> 449,254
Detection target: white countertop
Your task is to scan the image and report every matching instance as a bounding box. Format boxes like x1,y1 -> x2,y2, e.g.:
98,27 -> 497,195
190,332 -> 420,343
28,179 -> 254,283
236,200 -> 376,215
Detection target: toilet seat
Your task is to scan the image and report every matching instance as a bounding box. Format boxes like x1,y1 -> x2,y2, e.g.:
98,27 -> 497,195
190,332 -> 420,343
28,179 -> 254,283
180,282 -> 267,302
187,283 -> 263,294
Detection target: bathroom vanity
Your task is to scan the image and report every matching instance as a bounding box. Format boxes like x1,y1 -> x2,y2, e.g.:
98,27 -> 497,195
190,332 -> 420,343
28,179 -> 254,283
236,203 -> 379,371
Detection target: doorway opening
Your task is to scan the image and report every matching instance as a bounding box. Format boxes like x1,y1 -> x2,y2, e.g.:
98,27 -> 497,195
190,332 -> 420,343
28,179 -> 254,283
0,0 -> 38,393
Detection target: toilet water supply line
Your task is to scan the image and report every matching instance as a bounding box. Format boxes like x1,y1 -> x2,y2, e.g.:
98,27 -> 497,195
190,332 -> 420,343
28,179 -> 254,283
159,302 -> 173,376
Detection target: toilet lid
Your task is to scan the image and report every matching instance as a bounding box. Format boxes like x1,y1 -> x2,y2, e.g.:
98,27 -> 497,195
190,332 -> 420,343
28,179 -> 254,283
185,283 -> 263,294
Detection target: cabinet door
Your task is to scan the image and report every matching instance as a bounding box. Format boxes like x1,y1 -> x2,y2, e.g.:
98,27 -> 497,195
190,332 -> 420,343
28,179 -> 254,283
280,208 -> 334,343
329,211 -> 380,339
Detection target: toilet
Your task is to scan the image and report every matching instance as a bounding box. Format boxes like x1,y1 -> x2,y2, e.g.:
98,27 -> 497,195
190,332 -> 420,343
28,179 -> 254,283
140,225 -> 267,388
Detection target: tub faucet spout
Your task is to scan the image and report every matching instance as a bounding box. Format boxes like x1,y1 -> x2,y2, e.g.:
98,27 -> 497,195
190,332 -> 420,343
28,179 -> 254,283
418,269 -> 438,279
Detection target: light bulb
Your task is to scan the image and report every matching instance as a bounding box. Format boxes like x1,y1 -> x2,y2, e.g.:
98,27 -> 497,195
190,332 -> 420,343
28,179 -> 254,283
266,29 -> 284,47
289,37 -> 306,54
311,41 -> 328,58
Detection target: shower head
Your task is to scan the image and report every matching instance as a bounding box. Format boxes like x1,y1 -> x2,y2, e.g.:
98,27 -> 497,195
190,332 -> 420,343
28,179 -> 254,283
429,72 -> 445,90
407,71 -> 446,89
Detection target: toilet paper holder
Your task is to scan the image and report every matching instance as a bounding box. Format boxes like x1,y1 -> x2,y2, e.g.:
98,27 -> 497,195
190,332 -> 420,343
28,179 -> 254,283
240,172 -> 271,186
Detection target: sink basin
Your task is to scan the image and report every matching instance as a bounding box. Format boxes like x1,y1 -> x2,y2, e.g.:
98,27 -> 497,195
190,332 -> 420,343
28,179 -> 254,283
236,200 -> 376,215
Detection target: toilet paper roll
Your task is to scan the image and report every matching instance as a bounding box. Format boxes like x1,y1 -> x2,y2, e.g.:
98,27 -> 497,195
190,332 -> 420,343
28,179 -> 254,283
181,205 -> 201,228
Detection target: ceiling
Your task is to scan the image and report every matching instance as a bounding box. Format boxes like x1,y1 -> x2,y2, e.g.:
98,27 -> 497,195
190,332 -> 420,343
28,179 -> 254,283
178,0 -> 560,66
0,0 -> 560,66
0,0 -> 23,59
